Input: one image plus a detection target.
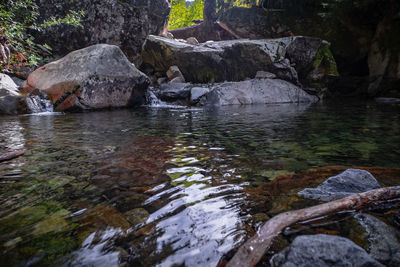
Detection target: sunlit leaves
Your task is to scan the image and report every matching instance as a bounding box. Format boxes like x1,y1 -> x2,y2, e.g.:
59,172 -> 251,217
0,0 -> 83,68
169,0 -> 204,30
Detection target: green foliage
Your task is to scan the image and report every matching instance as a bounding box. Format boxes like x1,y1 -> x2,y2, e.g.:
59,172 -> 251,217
0,0 -> 83,69
169,0 -> 204,30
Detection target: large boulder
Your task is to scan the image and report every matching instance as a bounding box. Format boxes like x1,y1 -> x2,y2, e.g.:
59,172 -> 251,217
142,35 -> 338,90
271,234 -> 384,267
151,79 -> 318,106
218,5 -> 400,96
298,169 -> 381,202
200,79 -> 318,106
21,44 -> 150,112
0,74 -> 28,115
33,0 -> 170,65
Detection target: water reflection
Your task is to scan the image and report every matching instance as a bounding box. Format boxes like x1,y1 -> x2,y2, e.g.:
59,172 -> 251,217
0,118 -> 25,151
0,101 -> 399,266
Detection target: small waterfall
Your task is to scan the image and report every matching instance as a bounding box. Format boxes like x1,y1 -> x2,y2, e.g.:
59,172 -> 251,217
145,90 -> 165,106
144,89 -> 185,108
25,90 -> 54,113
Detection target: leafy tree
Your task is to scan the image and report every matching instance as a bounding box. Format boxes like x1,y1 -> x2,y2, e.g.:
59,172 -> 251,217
0,0 -> 83,70
169,0 -> 204,30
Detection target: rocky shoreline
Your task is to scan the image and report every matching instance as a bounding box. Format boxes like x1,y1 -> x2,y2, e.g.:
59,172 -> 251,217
1,34 -> 337,115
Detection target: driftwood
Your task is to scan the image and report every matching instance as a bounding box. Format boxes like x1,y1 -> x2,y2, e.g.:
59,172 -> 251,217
0,150 -> 25,163
227,186 -> 400,267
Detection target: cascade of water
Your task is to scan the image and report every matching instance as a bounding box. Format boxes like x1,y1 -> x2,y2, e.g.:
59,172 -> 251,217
144,89 -> 186,108
24,91 -> 54,113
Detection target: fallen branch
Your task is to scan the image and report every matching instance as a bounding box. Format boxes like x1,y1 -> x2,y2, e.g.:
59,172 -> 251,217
227,186 -> 400,267
0,150 -> 25,163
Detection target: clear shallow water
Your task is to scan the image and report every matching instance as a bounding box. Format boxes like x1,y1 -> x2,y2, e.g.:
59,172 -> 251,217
0,101 -> 399,266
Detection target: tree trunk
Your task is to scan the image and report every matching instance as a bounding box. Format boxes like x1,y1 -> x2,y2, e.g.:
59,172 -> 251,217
227,186 -> 400,267
0,150 -> 25,163
203,0 -> 217,25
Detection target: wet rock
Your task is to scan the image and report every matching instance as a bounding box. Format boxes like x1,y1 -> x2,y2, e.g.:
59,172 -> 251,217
355,214 -> 400,265
190,87 -> 210,104
21,44 -> 150,112
0,73 -> 29,115
169,76 -> 186,83
33,0 -> 171,65
78,205 -> 131,232
92,137 -> 173,193
255,71 -> 277,79
9,75 -> 25,88
271,234 -> 384,267
167,65 -> 185,82
186,37 -> 199,45
33,209 -> 70,236
124,208 -> 149,226
375,97 -> 400,104
157,77 -> 167,85
199,79 -> 318,106
142,35 -> 338,91
157,83 -> 191,102
24,89 -> 54,113
298,169 -> 381,202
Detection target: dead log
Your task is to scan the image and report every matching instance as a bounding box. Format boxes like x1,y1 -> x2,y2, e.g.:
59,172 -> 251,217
227,186 -> 400,267
0,150 -> 25,163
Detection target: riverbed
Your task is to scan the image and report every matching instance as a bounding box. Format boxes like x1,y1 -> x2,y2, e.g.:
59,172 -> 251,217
0,100 -> 399,266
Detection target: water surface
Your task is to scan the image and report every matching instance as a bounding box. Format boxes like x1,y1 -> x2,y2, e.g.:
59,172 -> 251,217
0,101 -> 399,266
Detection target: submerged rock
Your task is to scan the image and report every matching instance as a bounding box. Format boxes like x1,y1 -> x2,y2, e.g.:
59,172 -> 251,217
355,214 -> 400,265
142,35 -> 338,91
271,234 -> 384,267
21,44 -> 150,112
33,0 -> 171,65
298,169 -> 381,202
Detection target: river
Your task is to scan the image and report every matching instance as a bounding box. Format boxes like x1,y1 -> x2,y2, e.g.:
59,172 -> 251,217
0,100 -> 399,266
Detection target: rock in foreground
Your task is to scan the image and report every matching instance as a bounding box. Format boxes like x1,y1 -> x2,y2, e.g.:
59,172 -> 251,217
298,169 -> 381,202
142,35 -> 338,91
271,234 -> 383,267
355,214 -> 400,265
22,44 -> 150,112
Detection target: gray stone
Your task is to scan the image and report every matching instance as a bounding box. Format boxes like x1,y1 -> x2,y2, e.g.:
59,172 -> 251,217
271,234 -> 384,267
9,76 -> 25,88
255,71 -> 277,79
157,77 -> 167,85
298,169 -> 381,202
33,0 -> 170,65
0,74 -> 28,115
355,214 -> 400,265
142,35 -> 338,90
169,76 -> 186,83
190,87 -> 210,104
167,65 -> 185,81
200,79 -> 318,106
21,44 -> 150,112
186,37 -> 199,45
157,83 -> 191,101
375,97 -> 400,104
